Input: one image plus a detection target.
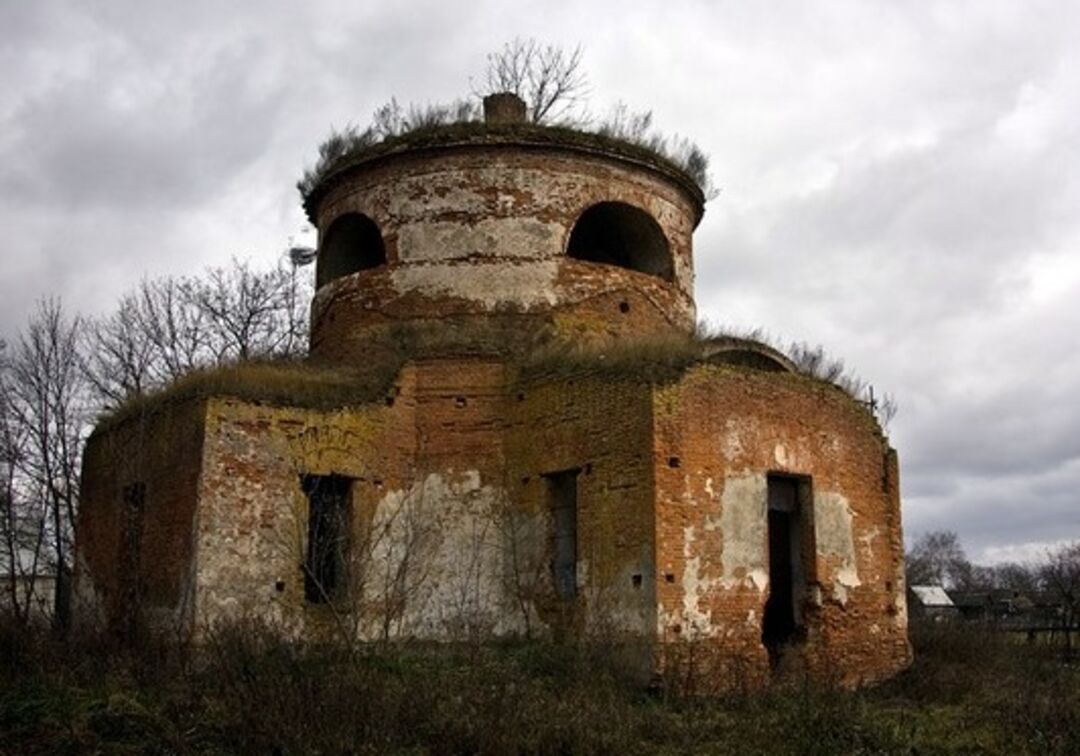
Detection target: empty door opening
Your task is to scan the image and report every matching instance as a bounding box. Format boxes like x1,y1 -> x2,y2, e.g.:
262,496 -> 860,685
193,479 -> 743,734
545,469 -> 580,600
762,476 -> 809,659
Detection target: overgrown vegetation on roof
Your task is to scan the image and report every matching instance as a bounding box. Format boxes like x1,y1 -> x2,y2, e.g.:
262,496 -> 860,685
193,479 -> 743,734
92,318 -> 547,431
298,39 -> 716,209
92,360 -> 398,435
95,319 -> 895,434
518,324 -> 896,429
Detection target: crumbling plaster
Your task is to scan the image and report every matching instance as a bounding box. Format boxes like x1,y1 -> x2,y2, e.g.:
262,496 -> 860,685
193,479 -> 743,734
73,117 -> 910,690
308,147 -> 699,361
652,365 -> 911,686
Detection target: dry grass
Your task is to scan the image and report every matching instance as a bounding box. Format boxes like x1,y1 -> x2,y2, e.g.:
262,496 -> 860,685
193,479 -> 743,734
518,331 -> 704,385
93,360 -> 402,435
299,120 -> 709,218
3,616 -> 1078,754
92,318 -> 545,433
94,321 -> 886,436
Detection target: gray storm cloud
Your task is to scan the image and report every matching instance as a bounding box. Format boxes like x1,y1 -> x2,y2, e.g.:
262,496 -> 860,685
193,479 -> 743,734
1,0 -> 1078,563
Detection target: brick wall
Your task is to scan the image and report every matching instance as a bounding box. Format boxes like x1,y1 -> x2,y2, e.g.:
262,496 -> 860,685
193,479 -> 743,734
74,399 -> 207,636
508,371 -> 657,640
652,364 -> 911,688
75,357 -> 910,689
309,145 -> 701,362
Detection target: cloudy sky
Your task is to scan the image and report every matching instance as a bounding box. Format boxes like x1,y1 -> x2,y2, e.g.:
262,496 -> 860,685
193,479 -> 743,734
2,1 -> 1078,563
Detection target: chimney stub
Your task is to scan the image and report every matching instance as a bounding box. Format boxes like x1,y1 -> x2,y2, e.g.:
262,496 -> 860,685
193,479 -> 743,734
483,93 -> 527,124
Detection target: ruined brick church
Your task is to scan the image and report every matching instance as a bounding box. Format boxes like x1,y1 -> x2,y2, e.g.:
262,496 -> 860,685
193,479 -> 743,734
74,94 -> 911,688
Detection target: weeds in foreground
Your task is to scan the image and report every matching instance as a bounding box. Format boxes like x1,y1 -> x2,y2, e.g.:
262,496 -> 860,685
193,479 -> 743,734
2,618 -> 1078,754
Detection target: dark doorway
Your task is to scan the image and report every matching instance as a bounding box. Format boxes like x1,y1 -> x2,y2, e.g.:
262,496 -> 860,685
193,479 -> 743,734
302,475 -> 351,603
762,476 -> 808,661
544,469 -> 580,600
118,482 -> 146,640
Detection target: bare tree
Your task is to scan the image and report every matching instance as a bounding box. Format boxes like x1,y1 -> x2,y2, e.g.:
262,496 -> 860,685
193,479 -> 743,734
80,257 -> 313,407
4,300 -> 86,629
1,339 -> 55,628
2,258 -> 312,629
482,38 -> 588,124
135,275 -> 211,382
906,530 -> 973,589
1040,540 -> 1080,661
82,292 -> 157,407
992,561 -> 1039,593
194,258 -> 300,362
1,343 -> 32,623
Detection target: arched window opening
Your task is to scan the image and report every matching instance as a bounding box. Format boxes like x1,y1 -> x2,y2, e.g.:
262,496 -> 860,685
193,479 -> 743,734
566,202 -> 673,281
705,349 -> 791,373
317,213 -> 386,289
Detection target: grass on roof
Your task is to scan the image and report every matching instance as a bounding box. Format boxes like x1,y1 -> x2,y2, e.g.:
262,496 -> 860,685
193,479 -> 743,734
95,321 -> 887,435
298,120 -> 711,220
92,360 -> 403,435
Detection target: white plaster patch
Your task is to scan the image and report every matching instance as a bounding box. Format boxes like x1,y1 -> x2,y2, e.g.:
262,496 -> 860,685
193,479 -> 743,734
681,553 -> 712,628
858,527 -> 881,561
814,491 -> 862,605
391,260 -> 560,309
362,470 -> 524,640
894,575 -> 910,629
398,218 -> 561,262
721,417 -> 756,460
774,444 -> 788,467
676,521 -> 725,632
895,596 -> 909,628
576,558 -> 589,586
718,473 -> 768,591
390,174 -> 491,216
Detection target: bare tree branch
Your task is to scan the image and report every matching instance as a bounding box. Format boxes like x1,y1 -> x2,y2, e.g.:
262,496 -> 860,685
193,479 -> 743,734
483,38 -> 588,124
4,300 -> 86,629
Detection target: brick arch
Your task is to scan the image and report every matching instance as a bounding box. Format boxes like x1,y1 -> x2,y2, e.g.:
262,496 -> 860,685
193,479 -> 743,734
317,212 -> 386,289
565,202 -> 673,282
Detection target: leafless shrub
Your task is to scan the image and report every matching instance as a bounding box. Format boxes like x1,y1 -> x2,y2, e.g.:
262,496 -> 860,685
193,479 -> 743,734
596,102 -> 655,144
482,37 -> 588,124
494,498 -> 548,640
82,257 -> 312,411
300,41 -> 717,201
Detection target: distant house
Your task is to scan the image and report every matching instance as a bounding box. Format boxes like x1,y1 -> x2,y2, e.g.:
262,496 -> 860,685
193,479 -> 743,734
0,549 -> 55,621
908,585 -> 959,620
949,589 -> 1034,623
947,588 -> 1074,644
